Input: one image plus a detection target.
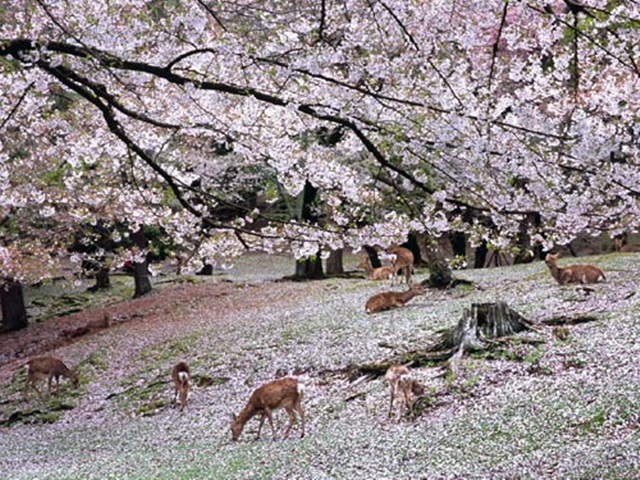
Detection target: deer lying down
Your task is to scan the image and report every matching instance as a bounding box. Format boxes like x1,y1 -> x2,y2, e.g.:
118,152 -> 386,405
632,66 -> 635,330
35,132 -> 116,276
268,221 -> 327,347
230,377 -> 305,441
385,364 -> 424,421
544,253 -> 605,285
357,255 -> 396,283
171,361 -> 191,411
23,356 -> 79,398
614,237 -> 640,253
365,285 -> 425,314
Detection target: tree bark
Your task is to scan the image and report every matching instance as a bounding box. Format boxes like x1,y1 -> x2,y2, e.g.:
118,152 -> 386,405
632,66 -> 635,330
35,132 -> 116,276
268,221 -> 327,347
88,266 -> 111,291
363,245 -> 382,268
1,279 -> 28,332
423,246 -> 453,288
295,254 -> 324,279
132,261 -> 152,298
474,240 -> 488,268
293,180 -> 324,280
325,248 -> 344,275
131,228 -> 152,298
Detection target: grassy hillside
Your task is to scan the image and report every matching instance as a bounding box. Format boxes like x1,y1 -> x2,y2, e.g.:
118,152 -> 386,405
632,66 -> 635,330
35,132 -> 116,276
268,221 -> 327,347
1,252 -> 639,479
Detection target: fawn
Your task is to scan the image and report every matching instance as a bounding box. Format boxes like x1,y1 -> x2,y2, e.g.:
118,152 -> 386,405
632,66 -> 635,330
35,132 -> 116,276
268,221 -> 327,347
230,377 -> 305,441
544,253 -> 605,285
385,364 -> 424,421
357,254 -> 396,283
386,245 -> 414,285
171,361 -> 191,411
23,356 -> 79,398
365,284 -> 425,314
614,237 -> 640,253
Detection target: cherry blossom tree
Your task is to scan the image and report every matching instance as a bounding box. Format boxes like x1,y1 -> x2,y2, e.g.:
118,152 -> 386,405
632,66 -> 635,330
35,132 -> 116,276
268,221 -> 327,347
1,0 -> 640,328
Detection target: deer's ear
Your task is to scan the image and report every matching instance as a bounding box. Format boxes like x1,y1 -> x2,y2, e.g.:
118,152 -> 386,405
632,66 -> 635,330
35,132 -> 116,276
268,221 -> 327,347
229,412 -> 237,421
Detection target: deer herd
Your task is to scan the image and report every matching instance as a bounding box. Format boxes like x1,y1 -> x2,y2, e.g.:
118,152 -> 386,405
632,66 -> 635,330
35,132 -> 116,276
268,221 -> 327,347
17,237 -> 636,441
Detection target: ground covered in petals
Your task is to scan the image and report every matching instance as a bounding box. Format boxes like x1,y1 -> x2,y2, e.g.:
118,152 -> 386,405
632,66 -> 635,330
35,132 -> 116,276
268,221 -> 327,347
1,252 -> 639,479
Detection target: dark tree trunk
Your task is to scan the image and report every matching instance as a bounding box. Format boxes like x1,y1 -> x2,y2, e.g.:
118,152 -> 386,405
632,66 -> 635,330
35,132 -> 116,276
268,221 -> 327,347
293,180 -> 324,280
423,246 -> 453,288
474,240 -> 488,268
295,254 -> 324,279
363,245 -> 382,268
403,234 -> 424,266
88,267 -> 111,291
132,261 -> 152,298
325,249 -> 344,275
131,228 -> 152,298
449,232 -> 467,259
1,279 -> 28,332
197,263 -> 214,275
513,213 -> 542,264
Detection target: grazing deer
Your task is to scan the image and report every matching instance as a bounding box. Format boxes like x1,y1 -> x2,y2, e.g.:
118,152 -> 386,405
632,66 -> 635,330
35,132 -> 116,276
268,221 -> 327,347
386,245 -> 414,285
230,377 -> 305,441
357,254 -> 396,283
614,236 -> 640,253
544,253 -> 605,285
385,364 -> 424,421
365,284 -> 425,314
23,356 -> 79,398
171,361 -> 191,411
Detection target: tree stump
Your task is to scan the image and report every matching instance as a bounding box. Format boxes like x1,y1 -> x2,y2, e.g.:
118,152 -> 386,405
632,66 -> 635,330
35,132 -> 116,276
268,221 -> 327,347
345,302 -> 534,380
428,302 -> 534,377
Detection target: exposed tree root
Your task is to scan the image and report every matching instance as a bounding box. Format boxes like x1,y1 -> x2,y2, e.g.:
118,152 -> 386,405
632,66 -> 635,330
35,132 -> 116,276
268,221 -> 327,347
540,314 -> 599,326
345,302 -> 537,380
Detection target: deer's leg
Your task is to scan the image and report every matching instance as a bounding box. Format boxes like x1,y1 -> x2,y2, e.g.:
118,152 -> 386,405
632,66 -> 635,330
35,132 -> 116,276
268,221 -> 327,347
23,378 -> 38,399
256,413 -> 267,440
179,389 -> 187,411
388,385 -> 396,419
294,400 -> 305,438
283,407 -> 296,439
403,385 -> 414,421
264,409 -> 277,440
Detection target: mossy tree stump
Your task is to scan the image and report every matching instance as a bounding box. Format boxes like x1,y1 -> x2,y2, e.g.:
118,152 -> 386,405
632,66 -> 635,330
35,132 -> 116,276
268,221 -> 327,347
428,302 -> 534,376
348,302 -> 534,380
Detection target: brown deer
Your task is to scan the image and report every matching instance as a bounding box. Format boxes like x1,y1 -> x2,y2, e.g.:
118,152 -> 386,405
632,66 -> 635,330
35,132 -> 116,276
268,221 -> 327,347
230,377 -> 305,441
357,254 -> 396,283
614,236 -> 640,253
171,361 -> 191,411
365,284 -> 425,314
23,356 -> 79,398
544,253 -> 605,285
386,245 -> 414,285
385,364 -> 424,421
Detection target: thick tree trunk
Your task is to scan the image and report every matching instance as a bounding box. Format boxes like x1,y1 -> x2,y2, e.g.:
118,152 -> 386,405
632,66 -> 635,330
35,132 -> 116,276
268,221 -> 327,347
363,245 -> 382,268
1,279 -> 28,332
423,246 -> 453,288
404,234 -> 423,266
295,254 -> 324,280
292,180 -> 324,280
131,228 -> 152,298
449,232 -> 467,259
325,249 -> 344,275
474,241 -> 488,268
88,266 -> 111,291
132,261 -> 152,298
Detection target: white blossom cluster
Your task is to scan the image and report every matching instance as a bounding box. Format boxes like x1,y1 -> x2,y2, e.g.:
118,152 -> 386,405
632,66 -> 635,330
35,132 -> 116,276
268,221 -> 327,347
2,1 -> 640,281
